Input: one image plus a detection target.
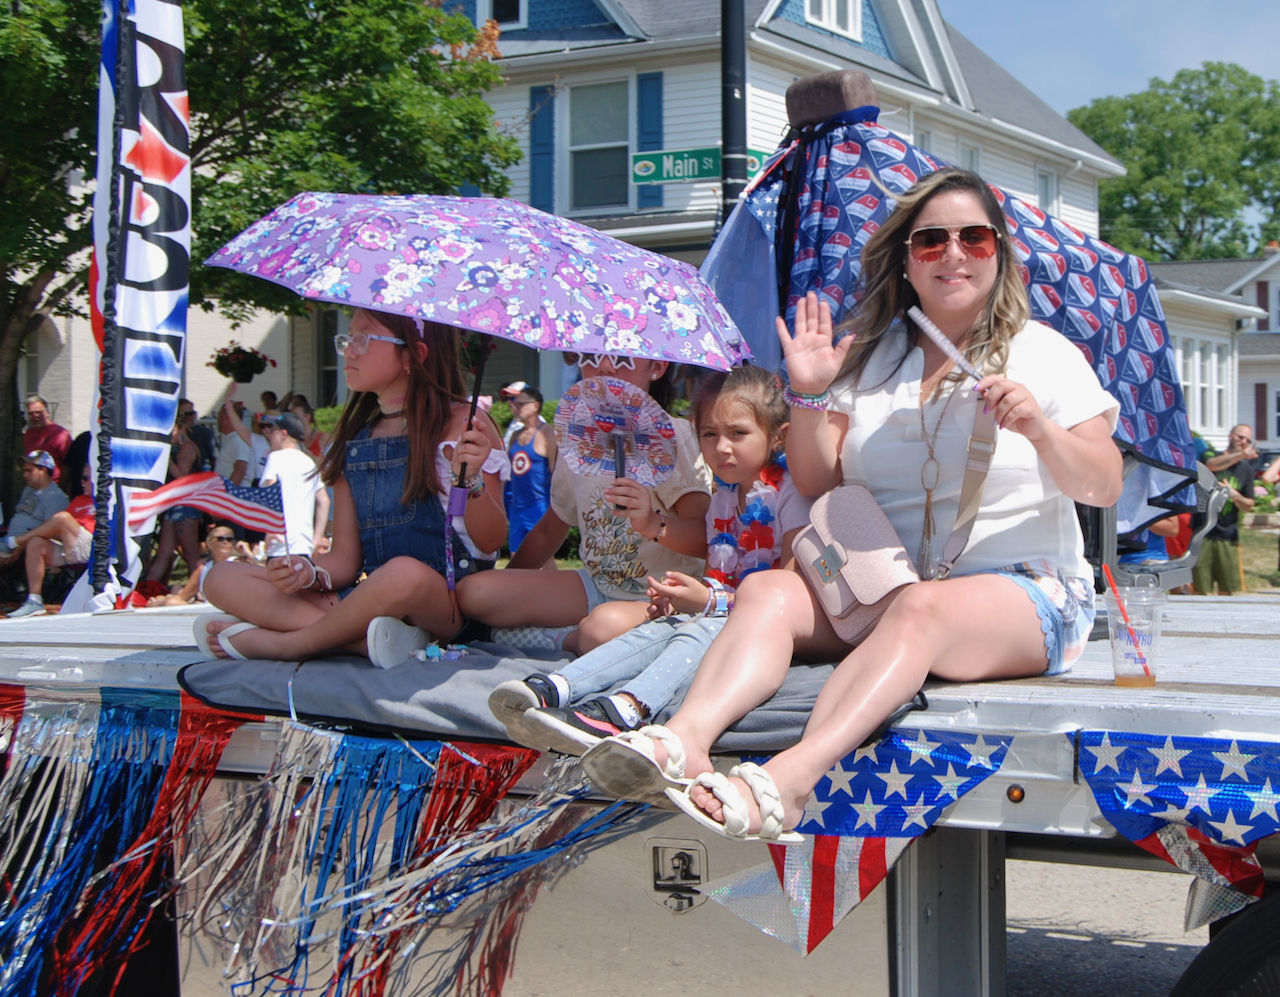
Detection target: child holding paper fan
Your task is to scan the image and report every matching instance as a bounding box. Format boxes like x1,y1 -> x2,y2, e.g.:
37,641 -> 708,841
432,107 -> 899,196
489,366 -> 812,771
457,355 -> 711,656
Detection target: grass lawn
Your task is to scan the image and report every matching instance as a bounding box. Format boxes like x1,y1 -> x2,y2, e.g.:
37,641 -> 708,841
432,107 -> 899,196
1240,528 -> 1280,591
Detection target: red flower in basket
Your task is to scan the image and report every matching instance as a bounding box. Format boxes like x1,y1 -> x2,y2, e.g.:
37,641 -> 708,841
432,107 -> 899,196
208,342 -> 277,383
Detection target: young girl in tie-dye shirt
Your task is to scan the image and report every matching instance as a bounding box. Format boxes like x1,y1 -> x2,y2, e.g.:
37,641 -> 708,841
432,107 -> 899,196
489,365 -> 813,755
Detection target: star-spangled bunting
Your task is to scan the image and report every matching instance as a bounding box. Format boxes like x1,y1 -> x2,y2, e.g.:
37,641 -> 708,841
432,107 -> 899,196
795,727 -> 1014,837
1076,730 -> 1270,913
704,727 -> 1012,956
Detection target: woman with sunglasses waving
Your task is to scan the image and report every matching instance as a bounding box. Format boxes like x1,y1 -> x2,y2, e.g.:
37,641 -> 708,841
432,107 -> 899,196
586,168 -> 1123,842
458,354 -> 711,659
197,309 -> 508,665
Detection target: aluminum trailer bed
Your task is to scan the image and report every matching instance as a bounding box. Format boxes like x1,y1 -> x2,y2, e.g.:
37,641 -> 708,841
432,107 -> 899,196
0,595 -> 1276,996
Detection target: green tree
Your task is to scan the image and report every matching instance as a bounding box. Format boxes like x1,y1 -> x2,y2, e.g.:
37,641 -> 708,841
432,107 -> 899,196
1068,62 -> 1280,261
0,0 -> 518,513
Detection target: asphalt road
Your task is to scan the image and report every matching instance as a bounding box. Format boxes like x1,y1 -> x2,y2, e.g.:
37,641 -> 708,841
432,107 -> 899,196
1007,860 -> 1207,997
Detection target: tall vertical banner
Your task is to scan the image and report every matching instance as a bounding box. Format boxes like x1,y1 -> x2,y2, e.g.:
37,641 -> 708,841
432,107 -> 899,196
84,0 -> 191,604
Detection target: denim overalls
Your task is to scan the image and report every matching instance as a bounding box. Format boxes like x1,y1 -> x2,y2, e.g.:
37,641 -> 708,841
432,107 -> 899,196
343,427 -> 481,581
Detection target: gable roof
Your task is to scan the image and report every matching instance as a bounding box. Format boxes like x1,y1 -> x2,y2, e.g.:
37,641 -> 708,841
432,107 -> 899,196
943,24 -> 1114,165
1148,258 -> 1280,294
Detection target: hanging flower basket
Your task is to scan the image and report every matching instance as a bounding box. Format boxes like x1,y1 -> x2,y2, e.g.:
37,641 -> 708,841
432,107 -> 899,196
208,342 -> 277,383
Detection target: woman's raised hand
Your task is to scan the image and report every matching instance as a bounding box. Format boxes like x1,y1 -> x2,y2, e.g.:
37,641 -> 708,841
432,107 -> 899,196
774,292 -> 854,395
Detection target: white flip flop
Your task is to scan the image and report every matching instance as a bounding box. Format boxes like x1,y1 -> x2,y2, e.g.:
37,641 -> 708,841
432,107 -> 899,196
367,616 -> 428,669
193,613 -> 259,661
580,724 -> 691,809
665,762 -> 805,843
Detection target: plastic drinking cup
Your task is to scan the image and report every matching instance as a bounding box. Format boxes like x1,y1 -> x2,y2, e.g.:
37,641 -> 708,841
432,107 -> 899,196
1103,588 -> 1165,686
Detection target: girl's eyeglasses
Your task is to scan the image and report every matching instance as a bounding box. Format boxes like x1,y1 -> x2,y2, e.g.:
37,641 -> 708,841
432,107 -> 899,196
904,224 -> 1000,263
334,331 -> 406,356
577,353 -> 636,370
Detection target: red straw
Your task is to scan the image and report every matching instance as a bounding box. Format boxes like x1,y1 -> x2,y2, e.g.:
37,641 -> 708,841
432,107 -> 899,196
1102,564 -> 1152,676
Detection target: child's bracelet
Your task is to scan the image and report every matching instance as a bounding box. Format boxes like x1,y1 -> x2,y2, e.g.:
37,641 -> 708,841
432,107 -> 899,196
702,577 -> 730,617
647,512 -> 667,544
451,469 -> 485,496
784,386 -> 831,411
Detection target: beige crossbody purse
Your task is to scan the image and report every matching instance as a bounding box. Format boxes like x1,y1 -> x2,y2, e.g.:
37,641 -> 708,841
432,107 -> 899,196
793,400 -> 997,644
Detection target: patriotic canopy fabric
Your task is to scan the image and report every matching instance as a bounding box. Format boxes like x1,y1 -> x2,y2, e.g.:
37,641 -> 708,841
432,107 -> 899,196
554,376 -> 678,488
701,108 -> 1196,523
207,193 -> 749,372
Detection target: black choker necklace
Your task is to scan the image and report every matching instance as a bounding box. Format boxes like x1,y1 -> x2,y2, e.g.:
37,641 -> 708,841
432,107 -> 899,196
380,409 -> 405,420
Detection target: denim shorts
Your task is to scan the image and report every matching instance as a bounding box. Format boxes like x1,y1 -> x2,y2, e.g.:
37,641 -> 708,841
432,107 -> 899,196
165,504 -> 201,523
980,559 -> 1095,676
574,568 -> 612,613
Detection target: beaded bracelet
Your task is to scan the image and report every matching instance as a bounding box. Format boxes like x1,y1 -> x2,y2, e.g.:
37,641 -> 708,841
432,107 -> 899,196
784,386 -> 831,411
648,511 -> 667,544
450,469 -> 485,497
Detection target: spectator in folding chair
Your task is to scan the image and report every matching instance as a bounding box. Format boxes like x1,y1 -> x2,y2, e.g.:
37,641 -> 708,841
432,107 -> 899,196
4,460 -> 91,617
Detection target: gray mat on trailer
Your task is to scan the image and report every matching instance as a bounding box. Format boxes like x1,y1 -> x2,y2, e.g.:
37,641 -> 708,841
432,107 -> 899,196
178,641 -> 837,752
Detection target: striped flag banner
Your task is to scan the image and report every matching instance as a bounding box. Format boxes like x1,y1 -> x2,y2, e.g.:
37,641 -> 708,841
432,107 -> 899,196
127,472 -> 286,534
87,0 -> 192,596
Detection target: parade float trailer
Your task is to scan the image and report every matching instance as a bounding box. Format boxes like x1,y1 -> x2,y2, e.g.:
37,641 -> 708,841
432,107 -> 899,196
0,580 -> 1276,997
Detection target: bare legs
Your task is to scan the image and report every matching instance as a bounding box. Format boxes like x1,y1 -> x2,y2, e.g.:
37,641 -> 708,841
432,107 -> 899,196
21,512 -> 86,598
201,555 -> 464,660
456,568 -> 590,628
656,569 -> 1048,833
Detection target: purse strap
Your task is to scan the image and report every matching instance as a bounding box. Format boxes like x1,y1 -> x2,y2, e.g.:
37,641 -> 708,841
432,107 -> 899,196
936,378 -> 998,580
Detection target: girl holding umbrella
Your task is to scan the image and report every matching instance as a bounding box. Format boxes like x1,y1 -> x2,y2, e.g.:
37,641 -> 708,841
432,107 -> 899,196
196,309 -> 509,666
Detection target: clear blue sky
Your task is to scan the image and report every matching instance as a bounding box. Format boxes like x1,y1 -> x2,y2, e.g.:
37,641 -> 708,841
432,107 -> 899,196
941,0 -> 1280,115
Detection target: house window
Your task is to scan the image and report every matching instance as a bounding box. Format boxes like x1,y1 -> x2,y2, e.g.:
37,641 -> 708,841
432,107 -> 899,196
570,81 -> 629,211
1180,338 -> 1193,421
915,129 -> 932,153
959,143 -> 980,174
1198,341 -> 1210,431
316,309 -> 344,407
806,0 -> 862,40
476,0 -> 526,29
1216,344 -> 1229,429
1037,168 -> 1059,216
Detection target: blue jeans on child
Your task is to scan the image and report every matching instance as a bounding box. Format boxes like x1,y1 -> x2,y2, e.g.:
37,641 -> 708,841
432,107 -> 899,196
558,614 -> 726,715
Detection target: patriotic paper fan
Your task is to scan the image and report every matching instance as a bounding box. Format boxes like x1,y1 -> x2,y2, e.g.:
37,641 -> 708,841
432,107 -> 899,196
554,377 -> 677,488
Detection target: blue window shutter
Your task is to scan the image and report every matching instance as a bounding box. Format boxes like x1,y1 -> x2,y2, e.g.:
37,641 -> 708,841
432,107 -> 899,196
529,86 -> 555,213
637,72 -> 663,210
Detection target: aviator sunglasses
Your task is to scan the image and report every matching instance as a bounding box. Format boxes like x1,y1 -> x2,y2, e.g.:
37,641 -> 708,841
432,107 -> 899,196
904,224 -> 1000,263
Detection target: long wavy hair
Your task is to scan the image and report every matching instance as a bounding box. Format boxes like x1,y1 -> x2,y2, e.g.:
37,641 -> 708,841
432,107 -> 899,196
319,311 -> 469,503
835,168 -> 1030,390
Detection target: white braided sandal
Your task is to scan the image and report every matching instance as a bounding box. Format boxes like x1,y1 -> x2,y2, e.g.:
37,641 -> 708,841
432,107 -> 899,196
580,724 -> 690,809
665,762 -> 804,843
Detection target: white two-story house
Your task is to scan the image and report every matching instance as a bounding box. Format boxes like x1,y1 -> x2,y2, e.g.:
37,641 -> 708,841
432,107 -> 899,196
24,0 -> 1130,432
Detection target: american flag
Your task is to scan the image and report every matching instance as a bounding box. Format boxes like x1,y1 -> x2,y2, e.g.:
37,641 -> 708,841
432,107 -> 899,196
1078,730 -> 1272,901
127,472 -> 285,534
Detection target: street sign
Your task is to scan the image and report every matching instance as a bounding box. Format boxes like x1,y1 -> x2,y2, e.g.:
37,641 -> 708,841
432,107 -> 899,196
631,147 -> 770,185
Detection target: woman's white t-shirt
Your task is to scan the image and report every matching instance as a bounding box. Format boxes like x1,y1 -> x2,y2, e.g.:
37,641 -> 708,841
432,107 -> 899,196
829,321 -> 1119,580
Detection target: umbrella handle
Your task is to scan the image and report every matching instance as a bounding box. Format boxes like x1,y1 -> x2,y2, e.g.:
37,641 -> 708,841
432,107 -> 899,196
451,337 -> 491,517
613,433 -> 627,511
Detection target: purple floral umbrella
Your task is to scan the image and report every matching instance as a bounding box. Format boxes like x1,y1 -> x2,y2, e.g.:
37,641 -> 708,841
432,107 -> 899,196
205,192 -> 749,372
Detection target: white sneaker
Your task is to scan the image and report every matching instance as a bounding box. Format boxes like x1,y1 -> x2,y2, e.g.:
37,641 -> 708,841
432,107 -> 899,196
7,598 -> 47,619
491,626 -> 574,652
